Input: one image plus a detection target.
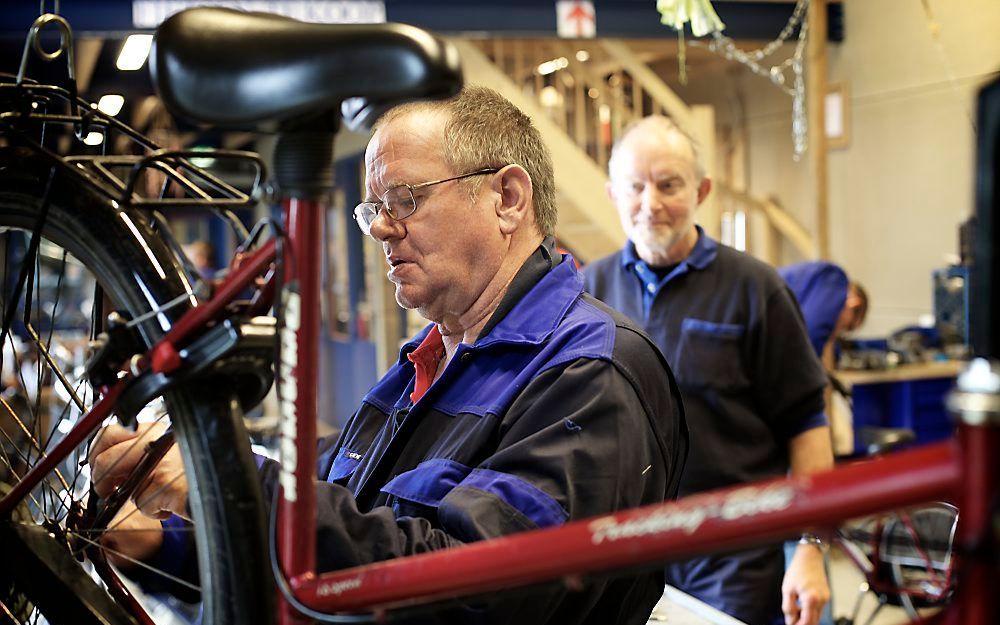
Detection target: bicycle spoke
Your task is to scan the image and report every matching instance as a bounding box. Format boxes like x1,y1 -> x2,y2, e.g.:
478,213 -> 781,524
64,382 -> 95,499
29,249 -> 43,463
0,395 -> 70,493
6,338 -> 42,465
0,393 -> 81,524
71,467 -> 188,563
74,525 -> 195,535
0,425 -> 45,513
68,530 -> 201,594
27,323 -> 86,414
0,597 -> 29,625
0,435 -> 23,480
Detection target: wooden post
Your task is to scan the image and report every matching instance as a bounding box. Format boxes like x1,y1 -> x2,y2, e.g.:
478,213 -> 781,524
493,37 -> 505,74
691,105 -> 719,240
514,39 -> 526,85
561,43 -> 589,149
534,41 -> 544,98
631,74 -> 643,122
807,0 -> 830,259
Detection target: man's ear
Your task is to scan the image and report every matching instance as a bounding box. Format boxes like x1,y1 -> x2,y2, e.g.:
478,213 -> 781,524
494,165 -> 533,235
696,176 -> 713,205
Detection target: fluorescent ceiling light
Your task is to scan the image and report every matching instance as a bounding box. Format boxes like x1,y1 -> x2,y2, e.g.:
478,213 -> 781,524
537,57 -> 569,76
83,131 -> 104,146
97,94 -> 125,116
117,34 -> 153,71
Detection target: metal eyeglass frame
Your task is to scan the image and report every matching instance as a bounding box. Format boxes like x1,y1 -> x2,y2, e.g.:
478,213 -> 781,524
353,167 -> 501,235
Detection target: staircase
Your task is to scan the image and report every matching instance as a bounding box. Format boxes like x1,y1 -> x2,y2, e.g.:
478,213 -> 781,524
455,37 -> 816,264
374,37 -> 820,371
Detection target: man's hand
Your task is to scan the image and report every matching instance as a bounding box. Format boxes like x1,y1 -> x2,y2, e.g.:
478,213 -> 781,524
89,422 -> 189,519
100,499 -> 165,568
782,542 -> 830,625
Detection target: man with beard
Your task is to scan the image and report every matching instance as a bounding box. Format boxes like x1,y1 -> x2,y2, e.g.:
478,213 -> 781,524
583,116 -> 832,625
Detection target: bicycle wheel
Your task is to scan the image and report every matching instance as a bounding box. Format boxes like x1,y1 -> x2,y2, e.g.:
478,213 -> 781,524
879,503 -> 958,618
0,149 -> 274,625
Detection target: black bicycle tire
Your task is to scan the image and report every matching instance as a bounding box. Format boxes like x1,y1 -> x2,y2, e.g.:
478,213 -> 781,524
0,152 -> 275,625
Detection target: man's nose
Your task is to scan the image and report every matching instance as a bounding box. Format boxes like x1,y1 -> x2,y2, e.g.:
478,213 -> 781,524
639,185 -> 665,211
367,208 -> 404,242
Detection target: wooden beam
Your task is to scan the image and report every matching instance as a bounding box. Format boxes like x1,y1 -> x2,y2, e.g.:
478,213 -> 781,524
715,185 -> 816,260
452,39 -> 624,261
599,39 -> 694,131
691,105 -> 720,240
807,0 -> 830,259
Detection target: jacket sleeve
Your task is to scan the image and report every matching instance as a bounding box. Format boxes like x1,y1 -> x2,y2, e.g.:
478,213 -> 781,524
258,356 -> 676,565
256,356 -> 682,624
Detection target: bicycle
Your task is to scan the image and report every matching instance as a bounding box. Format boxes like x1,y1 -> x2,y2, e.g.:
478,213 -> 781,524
832,502 -> 958,625
0,6 -> 997,625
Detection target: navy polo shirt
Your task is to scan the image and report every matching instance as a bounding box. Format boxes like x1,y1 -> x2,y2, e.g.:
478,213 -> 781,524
584,228 -> 827,496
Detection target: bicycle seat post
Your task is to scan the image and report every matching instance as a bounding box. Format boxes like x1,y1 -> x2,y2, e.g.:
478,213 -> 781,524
947,358 -> 1000,623
271,111 -> 340,618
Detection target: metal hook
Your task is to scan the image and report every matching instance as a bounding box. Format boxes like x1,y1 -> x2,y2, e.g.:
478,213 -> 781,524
39,0 -> 62,15
17,13 -> 75,86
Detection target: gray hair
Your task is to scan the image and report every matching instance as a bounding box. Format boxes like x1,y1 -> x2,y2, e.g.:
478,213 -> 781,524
608,115 -> 706,182
375,86 -> 557,236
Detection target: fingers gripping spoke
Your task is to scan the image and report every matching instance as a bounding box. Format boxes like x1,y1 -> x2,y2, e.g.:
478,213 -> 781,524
88,410 -> 170,495
101,469 -> 187,537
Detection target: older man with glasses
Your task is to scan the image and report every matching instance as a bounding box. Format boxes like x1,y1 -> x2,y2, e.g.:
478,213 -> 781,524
91,86 -> 688,625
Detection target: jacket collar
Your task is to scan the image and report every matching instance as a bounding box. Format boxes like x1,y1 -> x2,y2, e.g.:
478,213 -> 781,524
621,225 -> 718,273
397,237 -> 581,363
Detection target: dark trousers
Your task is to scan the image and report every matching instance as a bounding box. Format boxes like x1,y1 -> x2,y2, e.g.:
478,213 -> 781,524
664,544 -> 785,625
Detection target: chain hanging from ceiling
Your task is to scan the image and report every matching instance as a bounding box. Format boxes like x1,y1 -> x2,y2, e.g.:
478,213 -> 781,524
658,0 -> 812,159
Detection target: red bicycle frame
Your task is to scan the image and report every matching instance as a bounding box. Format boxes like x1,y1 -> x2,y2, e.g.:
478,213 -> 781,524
1,191 -> 995,625
252,191 -> 1000,624
229,195 -> 1000,624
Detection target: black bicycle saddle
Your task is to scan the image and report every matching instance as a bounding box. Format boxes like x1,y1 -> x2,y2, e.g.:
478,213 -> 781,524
151,7 -> 462,130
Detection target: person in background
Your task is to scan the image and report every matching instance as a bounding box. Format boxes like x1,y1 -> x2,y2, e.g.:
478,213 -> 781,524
778,262 -> 869,457
90,87 -> 688,625
182,239 -> 217,281
583,115 -> 832,625
777,262 -> 868,363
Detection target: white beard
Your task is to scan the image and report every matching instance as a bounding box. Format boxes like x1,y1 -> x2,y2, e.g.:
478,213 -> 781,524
632,225 -> 684,266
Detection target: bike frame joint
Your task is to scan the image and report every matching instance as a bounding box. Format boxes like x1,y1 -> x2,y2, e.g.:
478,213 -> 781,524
948,359 -> 1000,425
146,317 -> 276,410
84,310 -> 144,388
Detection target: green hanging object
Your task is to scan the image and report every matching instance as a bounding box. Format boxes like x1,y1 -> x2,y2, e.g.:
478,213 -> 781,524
657,0 -> 726,37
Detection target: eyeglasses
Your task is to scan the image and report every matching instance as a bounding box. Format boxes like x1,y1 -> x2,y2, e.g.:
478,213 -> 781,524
611,176 -> 685,201
353,168 -> 501,235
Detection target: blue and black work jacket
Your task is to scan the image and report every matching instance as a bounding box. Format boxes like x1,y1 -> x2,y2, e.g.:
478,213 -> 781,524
261,239 -> 688,624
